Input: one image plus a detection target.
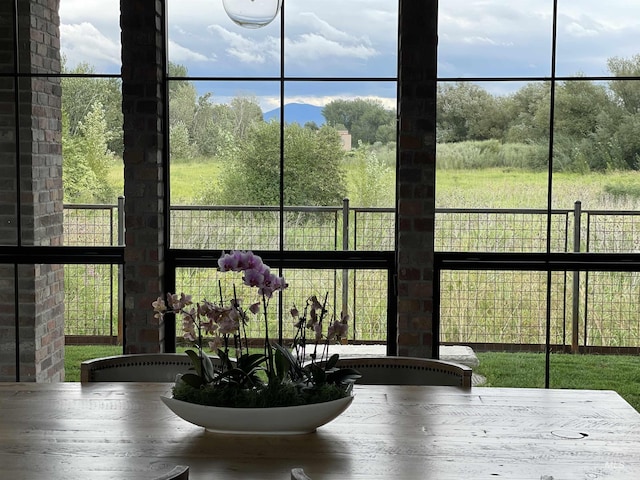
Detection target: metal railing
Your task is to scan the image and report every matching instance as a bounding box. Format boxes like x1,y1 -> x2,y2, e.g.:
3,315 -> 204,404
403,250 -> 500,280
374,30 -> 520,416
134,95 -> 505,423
62,199 -> 640,350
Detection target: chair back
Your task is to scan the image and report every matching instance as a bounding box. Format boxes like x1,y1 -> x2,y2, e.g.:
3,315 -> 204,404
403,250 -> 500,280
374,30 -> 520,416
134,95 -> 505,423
328,356 -> 472,388
154,465 -> 189,480
81,353 -> 206,383
291,468 -> 312,480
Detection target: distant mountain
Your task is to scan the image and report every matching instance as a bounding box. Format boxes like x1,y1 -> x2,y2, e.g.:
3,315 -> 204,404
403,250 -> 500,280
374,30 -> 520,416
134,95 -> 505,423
263,103 -> 325,126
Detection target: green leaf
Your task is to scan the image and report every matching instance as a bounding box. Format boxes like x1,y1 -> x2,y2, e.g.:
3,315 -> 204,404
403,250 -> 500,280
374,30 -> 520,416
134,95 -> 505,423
327,368 -> 361,386
180,372 -> 204,388
273,348 -> 291,382
185,349 -> 203,378
325,353 -> 340,369
273,343 -> 304,380
308,363 -> 327,386
237,353 -> 267,373
200,353 -> 216,383
217,348 -> 235,370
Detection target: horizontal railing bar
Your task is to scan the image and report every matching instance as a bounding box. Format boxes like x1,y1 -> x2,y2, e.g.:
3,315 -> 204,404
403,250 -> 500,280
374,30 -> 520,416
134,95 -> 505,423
436,252 -> 640,272
0,246 -> 124,264
170,204 -> 343,213
169,249 -> 395,270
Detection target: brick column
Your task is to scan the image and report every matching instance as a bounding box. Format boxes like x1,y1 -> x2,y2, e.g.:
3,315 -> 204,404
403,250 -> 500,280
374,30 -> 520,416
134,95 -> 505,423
396,1 -> 438,357
121,0 -> 167,353
0,0 -> 65,381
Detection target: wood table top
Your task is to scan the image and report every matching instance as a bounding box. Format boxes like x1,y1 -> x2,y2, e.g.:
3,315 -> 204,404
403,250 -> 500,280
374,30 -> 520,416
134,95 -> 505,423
0,382 -> 639,479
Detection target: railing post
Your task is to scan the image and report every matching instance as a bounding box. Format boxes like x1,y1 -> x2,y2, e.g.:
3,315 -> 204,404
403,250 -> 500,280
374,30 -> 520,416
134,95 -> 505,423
572,201 -> 581,353
118,196 -> 125,345
342,198 -> 349,340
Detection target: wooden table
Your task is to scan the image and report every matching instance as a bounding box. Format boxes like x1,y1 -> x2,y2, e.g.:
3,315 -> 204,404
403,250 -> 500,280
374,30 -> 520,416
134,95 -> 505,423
1,383 -> 639,479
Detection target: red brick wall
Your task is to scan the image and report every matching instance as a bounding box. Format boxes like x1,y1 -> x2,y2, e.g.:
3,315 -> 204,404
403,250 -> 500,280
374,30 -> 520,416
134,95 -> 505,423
396,1 -> 438,357
0,0 -> 64,382
120,0 -> 167,353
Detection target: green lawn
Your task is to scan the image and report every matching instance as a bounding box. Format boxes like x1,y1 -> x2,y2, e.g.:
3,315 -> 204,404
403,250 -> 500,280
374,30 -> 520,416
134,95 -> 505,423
475,352 -> 640,412
65,346 -> 640,412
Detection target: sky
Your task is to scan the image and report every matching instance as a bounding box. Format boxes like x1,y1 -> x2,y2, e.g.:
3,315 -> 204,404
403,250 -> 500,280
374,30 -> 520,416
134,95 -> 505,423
58,0 -> 640,110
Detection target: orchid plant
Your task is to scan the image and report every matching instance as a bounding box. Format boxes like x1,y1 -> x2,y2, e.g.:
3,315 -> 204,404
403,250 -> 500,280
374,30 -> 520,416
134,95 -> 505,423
152,250 -> 359,408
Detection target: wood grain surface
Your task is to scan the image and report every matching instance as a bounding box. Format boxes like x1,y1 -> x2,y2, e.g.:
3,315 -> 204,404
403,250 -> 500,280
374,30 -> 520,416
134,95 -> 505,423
0,383 -> 638,479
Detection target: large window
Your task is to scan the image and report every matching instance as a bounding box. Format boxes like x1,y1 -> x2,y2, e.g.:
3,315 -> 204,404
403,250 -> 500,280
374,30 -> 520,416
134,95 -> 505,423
435,1 -> 640,376
165,1 -> 398,345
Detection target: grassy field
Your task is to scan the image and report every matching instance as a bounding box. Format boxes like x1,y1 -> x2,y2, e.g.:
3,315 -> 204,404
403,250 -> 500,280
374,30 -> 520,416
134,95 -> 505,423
64,346 -> 640,412
89,164 -> 640,347
475,351 -> 640,413
436,168 -> 640,210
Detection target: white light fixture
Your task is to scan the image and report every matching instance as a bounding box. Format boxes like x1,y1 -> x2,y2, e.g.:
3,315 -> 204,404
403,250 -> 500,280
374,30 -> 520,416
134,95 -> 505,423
222,0 -> 282,29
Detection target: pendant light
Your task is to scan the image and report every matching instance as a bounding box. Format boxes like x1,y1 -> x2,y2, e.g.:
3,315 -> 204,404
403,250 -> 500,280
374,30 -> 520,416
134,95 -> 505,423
222,0 -> 282,29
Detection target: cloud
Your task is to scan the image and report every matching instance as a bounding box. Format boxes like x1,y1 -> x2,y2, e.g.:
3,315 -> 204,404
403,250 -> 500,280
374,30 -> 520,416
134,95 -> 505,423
206,11 -> 378,68
285,12 -> 378,64
168,40 -> 216,64
207,25 -> 279,64
59,0 -> 119,24
60,23 -> 120,70
58,0 -> 640,101
565,22 -> 599,38
286,33 -> 378,62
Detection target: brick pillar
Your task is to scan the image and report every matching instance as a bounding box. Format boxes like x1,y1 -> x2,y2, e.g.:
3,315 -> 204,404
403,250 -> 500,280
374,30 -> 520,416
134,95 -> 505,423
0,0 -> 65,381
121,0 -> 167,353
396,1 -> 438,357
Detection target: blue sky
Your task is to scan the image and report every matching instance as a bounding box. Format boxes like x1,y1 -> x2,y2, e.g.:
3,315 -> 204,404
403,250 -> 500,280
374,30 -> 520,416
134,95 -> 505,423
59,0 -> 640,110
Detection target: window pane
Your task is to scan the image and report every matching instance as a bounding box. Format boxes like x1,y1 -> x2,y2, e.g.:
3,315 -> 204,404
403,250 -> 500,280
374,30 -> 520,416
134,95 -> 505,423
167,0 -> 282,78
65,264 -> 120,341
174,266 -> 388,344
285,0 -> 397,77
438,0 -> 553,78
0,80 -> 17,246
59,0 -> 121,74
168,79 -> 281,250
556,0 -> 640,77
59,72 -> 124,246
0,1 -> 15,74
0,265 -> 16,381
436,81 -> 552,252
439,270 -> 564,346
282,82 -> 396,251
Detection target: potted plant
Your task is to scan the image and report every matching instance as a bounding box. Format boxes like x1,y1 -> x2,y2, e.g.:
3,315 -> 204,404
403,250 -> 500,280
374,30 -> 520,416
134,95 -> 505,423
152,250 -> 360,434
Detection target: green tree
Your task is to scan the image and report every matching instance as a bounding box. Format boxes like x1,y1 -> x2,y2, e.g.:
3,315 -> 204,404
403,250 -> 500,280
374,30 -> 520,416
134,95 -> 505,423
346,142 -> 395,207
168,62 -> 190,96
437,82 -> 508,142
217,121 -> 346,206
323,98 -> 395,145
61,58 -> 123,156
607,55 -> 640,114
62,102 -> 118,202
170,120 -> 197,160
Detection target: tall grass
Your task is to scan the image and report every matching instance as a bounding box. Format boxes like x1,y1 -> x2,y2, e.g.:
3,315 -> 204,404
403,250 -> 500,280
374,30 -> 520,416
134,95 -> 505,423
437,139 -> 547,171
66,160 -> 640,346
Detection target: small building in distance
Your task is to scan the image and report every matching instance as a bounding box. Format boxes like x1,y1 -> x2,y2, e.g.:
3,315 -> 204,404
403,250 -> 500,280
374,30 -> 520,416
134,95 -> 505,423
338,130 -> 352,151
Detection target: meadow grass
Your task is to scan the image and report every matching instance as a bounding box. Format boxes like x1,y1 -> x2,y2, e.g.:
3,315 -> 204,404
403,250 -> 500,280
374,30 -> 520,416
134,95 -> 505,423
82,162 -> 640,347
436,168 -> 640,210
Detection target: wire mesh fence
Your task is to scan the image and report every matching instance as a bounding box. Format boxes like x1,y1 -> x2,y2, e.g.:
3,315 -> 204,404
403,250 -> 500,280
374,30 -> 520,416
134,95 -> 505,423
64,264 -> 118,336
439,270 -> 567,345
62,201 -> 640,349
170,206 -> 342,250
435,209 -> 570,252
172,267 -> 388,346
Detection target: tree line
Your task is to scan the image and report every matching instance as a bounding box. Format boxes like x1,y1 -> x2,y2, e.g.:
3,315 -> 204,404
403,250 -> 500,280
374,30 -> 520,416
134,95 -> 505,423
61,55 -> 640,204
438,55 -> 640,173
